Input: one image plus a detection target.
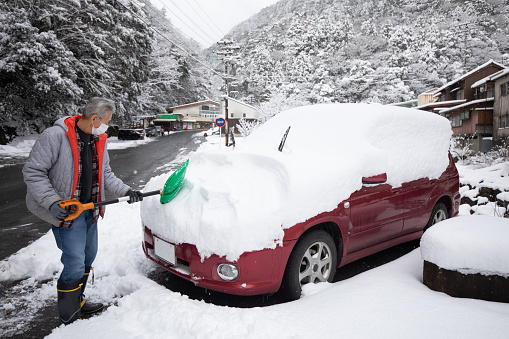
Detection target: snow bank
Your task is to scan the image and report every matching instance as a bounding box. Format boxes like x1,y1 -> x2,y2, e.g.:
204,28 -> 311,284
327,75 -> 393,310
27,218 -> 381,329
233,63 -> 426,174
459,162 -> 509,192
0,135 -> 37,157
421,216 -> 509,276
142,103 -> 452,260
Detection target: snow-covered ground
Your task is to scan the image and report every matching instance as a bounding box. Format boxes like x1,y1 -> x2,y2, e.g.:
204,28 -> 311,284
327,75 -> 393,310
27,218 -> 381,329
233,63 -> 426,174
1,125 -> 508,338
0,134 -> 157,167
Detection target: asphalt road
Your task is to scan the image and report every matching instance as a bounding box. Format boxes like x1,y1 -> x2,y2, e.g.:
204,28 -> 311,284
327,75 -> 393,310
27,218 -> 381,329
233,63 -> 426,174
0,130 -> 420,338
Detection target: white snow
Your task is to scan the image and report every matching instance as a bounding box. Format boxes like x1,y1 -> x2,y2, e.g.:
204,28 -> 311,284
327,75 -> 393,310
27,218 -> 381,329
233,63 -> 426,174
1,109 -> 509,338
0,134 -> 156,167
142,103 -> 452,261
421,216 -> 509,277
0,135 -> 37,167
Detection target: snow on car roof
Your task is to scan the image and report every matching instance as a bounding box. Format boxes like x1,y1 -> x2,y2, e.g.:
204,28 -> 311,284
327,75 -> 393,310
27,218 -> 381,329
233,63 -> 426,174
141,103 -> 452,261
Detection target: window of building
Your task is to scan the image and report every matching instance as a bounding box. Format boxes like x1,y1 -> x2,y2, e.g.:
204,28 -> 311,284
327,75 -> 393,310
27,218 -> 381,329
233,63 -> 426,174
451,115 -> 462,127
460,110 -> 470,120
487,87 -> 495,98
243,113 -> 246,118
456,90 -> 463,100
202,105 -> 210,111
501,83 -> 507,97
500,115 -> 507,129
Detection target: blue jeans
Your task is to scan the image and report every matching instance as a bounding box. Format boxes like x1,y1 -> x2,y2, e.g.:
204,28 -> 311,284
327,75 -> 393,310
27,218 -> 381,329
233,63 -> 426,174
52,209 -> 98,283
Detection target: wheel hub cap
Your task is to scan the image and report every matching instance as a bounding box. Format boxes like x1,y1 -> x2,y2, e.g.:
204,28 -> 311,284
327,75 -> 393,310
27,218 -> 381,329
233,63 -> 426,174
299,241 -> 333,286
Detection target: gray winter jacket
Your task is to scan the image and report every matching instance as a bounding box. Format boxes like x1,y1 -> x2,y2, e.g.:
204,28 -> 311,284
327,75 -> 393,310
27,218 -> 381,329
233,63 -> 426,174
22,115 -> 130,225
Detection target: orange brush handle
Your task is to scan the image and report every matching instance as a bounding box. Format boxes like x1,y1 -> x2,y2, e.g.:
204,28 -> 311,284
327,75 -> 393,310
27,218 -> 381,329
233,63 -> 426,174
59,199 -> 95,221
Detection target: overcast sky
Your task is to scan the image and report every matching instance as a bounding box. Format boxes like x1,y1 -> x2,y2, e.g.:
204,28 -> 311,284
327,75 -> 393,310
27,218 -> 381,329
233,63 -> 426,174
149,0 -> 280,48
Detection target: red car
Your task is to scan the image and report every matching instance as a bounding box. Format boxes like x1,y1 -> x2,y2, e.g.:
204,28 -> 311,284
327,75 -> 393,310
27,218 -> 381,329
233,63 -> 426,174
142,104 -> 460,300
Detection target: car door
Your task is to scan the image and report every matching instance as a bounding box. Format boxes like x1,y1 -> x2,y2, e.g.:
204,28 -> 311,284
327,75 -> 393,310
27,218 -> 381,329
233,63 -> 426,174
400,178 -> 435,234
346,175 -> 406,253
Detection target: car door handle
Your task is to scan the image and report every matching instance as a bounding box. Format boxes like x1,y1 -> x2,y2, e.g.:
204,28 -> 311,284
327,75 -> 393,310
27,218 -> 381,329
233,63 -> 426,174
391,188 -> 402,193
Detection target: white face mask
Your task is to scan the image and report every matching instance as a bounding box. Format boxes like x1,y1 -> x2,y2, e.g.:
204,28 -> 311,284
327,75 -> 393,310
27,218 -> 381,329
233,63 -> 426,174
92,123 -> 109,135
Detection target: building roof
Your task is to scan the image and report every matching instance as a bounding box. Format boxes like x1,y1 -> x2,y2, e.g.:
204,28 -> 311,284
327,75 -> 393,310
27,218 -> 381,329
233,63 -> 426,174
471,68 -> 509,88
170,100 -> 220,110
439,97 -> 494,114
416,99 -> 466,110
221,96 -> 258,111
433,60 -> 506,96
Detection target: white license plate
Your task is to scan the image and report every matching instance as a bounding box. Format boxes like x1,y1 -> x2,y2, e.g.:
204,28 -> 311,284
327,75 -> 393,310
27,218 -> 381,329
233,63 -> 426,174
153,237 -> 176,266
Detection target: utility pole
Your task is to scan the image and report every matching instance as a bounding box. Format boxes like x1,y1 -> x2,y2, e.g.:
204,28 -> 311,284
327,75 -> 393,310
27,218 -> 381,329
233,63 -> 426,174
217,40 -> 240,146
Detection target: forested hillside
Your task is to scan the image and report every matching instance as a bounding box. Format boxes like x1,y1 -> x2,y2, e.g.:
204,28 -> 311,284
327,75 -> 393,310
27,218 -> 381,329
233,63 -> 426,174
0,0 -> 214,143
214,0 -> 509,108
2,0 -> 509,143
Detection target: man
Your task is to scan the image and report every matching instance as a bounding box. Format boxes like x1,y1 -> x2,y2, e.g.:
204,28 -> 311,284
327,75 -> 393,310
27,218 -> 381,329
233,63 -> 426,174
23,97 -> 143,324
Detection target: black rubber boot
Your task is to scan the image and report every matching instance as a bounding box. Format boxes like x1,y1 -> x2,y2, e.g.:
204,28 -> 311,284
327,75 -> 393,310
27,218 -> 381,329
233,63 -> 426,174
81,267 -> 104,315
57,280 -> 83,325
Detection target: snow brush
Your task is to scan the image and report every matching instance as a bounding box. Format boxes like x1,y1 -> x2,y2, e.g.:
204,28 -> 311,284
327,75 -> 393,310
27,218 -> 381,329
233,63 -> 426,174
59,159 -> 189,221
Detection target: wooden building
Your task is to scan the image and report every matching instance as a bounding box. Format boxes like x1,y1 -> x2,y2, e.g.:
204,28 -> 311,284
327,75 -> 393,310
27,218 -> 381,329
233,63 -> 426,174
417,60 -> 506,152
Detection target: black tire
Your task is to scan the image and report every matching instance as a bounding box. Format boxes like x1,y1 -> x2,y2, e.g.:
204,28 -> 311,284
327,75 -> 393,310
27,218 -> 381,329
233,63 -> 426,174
425,202 -> 449,230
280,230 -> 337,301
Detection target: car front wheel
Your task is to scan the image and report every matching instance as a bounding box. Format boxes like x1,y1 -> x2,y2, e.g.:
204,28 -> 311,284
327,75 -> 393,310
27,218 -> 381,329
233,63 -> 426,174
281,230 -> 337,300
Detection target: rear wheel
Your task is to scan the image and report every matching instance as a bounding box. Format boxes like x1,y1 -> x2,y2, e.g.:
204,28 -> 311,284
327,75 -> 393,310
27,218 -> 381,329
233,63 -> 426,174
425,202 -> 448,230
281,230 -> 337,300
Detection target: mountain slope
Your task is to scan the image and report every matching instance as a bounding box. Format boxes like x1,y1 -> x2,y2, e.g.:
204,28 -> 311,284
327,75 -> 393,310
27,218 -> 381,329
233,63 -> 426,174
216,0 -> 509,106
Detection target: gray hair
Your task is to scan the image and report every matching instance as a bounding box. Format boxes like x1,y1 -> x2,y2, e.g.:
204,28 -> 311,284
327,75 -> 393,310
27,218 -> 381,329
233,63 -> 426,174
82,97 -> 116,119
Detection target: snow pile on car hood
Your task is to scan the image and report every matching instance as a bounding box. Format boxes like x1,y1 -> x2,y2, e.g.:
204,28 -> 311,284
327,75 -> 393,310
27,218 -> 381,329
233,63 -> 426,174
141,103 -> 452,261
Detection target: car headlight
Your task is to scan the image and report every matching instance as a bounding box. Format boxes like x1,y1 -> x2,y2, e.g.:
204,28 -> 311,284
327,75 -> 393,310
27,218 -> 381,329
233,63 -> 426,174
217,264 -> 239,281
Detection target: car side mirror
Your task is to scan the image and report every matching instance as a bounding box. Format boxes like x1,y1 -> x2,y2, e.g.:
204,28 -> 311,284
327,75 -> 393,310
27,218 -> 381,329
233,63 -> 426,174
362,173 -> 387,185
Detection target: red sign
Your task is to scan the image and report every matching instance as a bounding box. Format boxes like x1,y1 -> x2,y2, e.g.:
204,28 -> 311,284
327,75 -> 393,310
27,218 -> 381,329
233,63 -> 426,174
215,118 -> 225,127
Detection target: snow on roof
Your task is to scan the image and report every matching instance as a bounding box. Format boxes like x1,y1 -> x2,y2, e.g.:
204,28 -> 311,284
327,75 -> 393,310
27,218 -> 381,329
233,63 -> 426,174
141,103 -> 452,261
471,67 -> 509,88
416,99 -> 466,110
170,100 -> 220,110
490,67 -> 509,81
433,60 -> 505,95
421,216 -> 509,276
222,96 -> 258,111
439,97 -> 494,114
420,88 -> 438,95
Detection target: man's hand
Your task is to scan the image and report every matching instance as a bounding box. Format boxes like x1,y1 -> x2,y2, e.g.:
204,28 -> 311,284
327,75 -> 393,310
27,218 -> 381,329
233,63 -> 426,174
50,201 -> 70,221
126,189 -> 143,204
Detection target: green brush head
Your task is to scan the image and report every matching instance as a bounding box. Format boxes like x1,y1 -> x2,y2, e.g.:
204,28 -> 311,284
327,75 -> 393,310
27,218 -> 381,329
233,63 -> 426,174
160,159 -> 189,204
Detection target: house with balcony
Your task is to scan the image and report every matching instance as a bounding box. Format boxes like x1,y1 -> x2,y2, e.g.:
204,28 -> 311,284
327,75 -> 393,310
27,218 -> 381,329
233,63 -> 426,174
154,100 -> 220,131
417,60 -> 506,152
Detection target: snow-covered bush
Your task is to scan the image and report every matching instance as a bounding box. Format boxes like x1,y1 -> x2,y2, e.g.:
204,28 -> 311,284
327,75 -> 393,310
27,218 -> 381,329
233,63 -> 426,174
450,135 -> 474,161
236,118 -> 259,137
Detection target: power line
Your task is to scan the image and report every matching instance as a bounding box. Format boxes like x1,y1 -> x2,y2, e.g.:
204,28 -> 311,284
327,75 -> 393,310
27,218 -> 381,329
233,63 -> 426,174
129,1 -> 202,49
154,0 -> 213,46
156,0 -> 218,46
116,0 -> 222,77
186,0 -> 226,38
166,0 -> 220,42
